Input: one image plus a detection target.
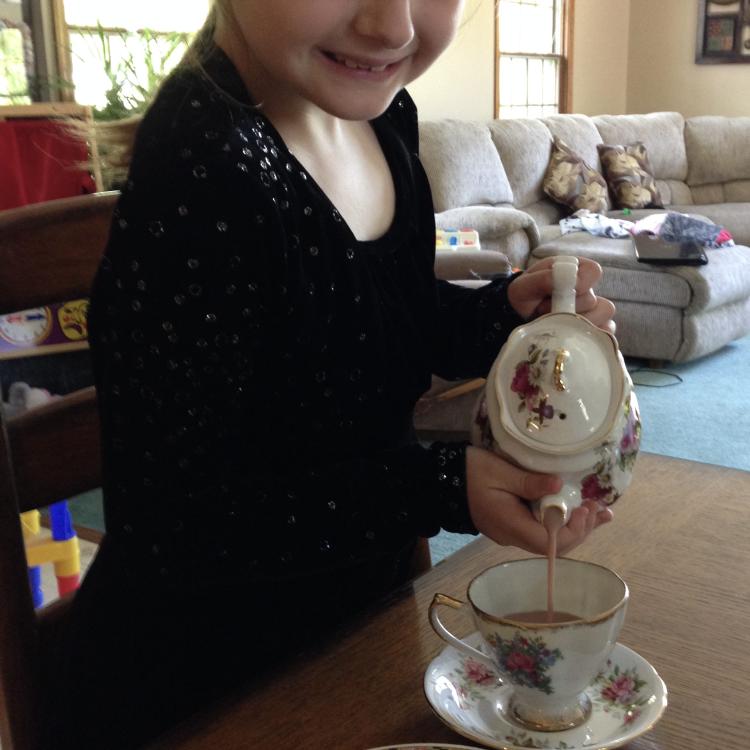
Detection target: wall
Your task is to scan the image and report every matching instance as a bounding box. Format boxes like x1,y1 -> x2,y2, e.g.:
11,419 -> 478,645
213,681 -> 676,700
569,0 -> 630,115
0,0 -> 24,22
408,0 -> 494,121
627,0 -> 750,117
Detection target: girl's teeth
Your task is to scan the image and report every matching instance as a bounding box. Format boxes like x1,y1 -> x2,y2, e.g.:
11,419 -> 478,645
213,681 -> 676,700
335,55 -> 388,72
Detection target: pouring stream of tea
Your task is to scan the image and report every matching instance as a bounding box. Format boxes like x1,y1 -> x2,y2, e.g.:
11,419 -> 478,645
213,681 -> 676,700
502,507 -> 580,624
544,507 -> 565,619
503,507 -> 571,623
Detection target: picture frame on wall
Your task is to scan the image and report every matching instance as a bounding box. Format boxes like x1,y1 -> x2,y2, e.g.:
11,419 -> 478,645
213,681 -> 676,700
697,0 -> 750,63
705,15 -> 737,54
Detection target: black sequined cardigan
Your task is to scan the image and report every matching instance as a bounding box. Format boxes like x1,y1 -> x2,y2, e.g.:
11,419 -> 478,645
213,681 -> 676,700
88,49 -> 525,591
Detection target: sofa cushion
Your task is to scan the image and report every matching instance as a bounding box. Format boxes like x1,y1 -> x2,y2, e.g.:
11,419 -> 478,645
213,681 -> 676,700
543,137 -> 610,213
724,181 -> 750,202
598,142 -> 663,209
418,120 -> 513,213
488,118 -> 553,209
593,112 -> 688,182
523,199 -> 568,231
530,236 -> 693,306
542,114 -> 603,170
685,116 -> 750,186
655,179 -> 694,206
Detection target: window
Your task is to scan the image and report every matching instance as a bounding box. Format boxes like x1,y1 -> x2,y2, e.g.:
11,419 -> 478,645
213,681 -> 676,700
53,0 -> 209,114
0,20 -> 33,104
495,0 -> 573,118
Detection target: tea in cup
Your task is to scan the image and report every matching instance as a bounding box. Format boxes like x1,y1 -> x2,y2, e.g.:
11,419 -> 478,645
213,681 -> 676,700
429,558 -> 628,731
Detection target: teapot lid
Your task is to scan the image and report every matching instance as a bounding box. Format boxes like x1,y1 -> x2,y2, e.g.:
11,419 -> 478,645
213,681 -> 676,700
490,257 -> 626,455
492,315 -> 626,454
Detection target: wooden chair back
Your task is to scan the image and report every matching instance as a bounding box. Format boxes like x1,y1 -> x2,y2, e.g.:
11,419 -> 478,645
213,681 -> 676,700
0,103 -> 104,193
0,192 -> 118,750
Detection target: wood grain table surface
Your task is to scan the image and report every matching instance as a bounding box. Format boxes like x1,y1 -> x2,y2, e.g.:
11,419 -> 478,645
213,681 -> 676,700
153,453 -> 750,750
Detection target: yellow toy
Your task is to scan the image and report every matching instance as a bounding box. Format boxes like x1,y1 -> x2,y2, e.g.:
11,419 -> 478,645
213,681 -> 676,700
22,505 -> 81,607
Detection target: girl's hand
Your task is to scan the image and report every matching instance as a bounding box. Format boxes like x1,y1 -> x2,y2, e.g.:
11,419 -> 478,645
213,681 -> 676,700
465,446 -> 613,555
508,256 -> 616,334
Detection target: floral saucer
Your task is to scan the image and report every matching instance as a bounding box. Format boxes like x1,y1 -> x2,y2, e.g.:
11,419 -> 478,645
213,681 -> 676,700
424,633 -> 667,750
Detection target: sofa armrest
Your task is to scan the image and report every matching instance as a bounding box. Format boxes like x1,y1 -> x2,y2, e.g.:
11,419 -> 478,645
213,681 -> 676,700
435,249 -> 512,280
436,205 -> 541,247
435,206 -> 541,270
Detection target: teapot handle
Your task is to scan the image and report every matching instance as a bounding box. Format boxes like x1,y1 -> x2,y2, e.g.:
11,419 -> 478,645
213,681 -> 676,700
551,256 -> 579,315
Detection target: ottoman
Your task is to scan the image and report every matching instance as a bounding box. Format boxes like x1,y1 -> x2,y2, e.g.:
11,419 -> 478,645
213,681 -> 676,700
529,235 -> 750,363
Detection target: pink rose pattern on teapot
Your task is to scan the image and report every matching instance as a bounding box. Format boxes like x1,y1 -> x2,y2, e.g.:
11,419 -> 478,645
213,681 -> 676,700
510,344 -> 559,429
581,396 -> 641,506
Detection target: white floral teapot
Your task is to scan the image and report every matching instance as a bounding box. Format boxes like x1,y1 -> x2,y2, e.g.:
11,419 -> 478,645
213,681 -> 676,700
471,256 -> 641,521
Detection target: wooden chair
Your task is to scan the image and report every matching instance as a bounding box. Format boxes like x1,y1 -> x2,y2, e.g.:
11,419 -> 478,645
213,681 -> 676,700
0,192 -> 118,750
0,103 -> 105,194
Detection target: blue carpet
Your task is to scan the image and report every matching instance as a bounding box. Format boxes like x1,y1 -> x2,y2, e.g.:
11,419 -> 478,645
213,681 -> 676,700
68,489 -> 104,530
627,338 -> 750,471
429,334 -> 750,564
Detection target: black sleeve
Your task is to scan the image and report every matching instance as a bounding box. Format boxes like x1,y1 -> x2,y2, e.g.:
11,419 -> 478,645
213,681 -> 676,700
431,274 -> 526,380
91,136 -> 476,591
391,88 -> 527,381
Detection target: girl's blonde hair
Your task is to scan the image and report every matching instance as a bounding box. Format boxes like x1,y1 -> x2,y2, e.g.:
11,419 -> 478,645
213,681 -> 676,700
82,1 -> 228,186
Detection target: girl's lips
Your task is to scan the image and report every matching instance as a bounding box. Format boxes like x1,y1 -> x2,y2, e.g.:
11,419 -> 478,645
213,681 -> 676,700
320,50 -> 404,79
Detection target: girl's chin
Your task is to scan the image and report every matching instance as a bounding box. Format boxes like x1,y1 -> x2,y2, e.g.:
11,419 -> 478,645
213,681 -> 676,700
320,95 -> 400,122
309,85 -> 404,121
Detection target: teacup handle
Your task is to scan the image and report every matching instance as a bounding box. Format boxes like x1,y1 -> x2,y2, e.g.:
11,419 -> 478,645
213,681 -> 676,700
429,593 -> 499,677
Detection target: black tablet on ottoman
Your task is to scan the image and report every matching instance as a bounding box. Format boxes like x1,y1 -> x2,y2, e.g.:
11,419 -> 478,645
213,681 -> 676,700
633,233 -> 708,266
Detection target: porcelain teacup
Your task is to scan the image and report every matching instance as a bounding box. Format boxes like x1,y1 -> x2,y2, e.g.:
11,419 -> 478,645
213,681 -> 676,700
429,558 -> 628,732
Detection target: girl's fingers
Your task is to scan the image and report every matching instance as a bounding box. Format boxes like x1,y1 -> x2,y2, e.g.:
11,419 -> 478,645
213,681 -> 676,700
582,297 -> 616,328
466,447 -> 614,556
508,257 -> 608,321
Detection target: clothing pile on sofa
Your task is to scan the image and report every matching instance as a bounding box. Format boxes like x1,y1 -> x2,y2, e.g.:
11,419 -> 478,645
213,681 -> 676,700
560,209 -> 735,248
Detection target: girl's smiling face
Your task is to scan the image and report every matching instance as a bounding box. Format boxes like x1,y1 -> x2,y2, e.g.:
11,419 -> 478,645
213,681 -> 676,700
216,0 -> 465,121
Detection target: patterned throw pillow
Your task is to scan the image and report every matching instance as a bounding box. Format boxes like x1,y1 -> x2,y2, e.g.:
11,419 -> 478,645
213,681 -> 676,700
597,142 -> 663,210
543,137 -> 610,214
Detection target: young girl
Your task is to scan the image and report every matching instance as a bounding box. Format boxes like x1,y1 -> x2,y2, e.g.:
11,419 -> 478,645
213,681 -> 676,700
45,1 -> 615,747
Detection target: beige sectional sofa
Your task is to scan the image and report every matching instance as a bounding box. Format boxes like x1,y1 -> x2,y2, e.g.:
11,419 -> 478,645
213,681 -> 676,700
421,112 -> 750,365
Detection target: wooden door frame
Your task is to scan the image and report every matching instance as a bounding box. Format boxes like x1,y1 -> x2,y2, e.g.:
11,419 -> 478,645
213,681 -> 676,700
50,0 -> 74,101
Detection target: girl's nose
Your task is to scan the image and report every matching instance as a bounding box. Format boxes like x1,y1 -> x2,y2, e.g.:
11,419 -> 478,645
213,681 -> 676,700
353,0 -> 415,50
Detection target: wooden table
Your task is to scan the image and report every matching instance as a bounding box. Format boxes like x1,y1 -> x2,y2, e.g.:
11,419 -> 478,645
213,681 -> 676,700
155,453 -> 750,749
